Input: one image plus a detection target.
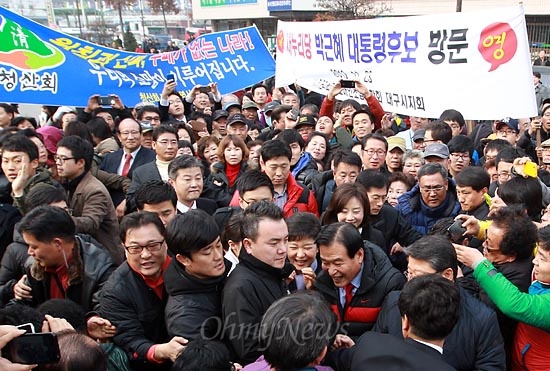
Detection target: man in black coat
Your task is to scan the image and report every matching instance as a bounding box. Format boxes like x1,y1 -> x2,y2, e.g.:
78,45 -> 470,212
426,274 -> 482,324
373,236 -> 506,371
221,201 -> 291,364
326,274 -> 460,371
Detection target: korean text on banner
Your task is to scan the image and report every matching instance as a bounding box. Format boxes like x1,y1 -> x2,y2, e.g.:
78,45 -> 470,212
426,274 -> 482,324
275,6 -> 537,120
0,6 -> 275,107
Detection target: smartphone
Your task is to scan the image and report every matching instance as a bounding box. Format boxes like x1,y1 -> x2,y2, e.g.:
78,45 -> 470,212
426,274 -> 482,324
16,323 -> 35,334
98,95 -> 114,106
4,332 -> 60,364
166,73 -> 175,82
289,108 -> 299,121
199,86 -> 211,94
524,160 -> 538,178
447,220 -> 467,243
340,79 -> 355,88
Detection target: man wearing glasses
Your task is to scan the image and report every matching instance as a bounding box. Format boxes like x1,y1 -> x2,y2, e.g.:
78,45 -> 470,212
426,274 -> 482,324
360,133 -> 388,171
126,125 -> 179,213
56,135 -> 124,264
98,211 -> 187,370
396,163 -> 460,235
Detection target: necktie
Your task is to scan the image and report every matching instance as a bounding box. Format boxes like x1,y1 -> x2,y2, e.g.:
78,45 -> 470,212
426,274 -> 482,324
344,283 -> 354,307
121,153 -> 132,177
258,110 -> 266,127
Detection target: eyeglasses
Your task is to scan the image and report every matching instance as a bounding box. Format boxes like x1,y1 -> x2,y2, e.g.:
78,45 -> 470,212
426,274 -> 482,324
143,116 -> 161,122
364,149 -> 386,157
241,197 -> 272,205
498,171 -> 511,179
124,240 -> 164,255
54,156 -> 75,163
450,153 -> 469,160
120,130 -> 140,137
497,130 -> 516,136
405,268 -> 439,279
419,185 -> 445,193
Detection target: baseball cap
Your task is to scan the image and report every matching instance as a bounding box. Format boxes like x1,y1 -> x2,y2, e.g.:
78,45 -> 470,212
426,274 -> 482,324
227,113 -> 248,127
264,101 -> 280,113
295,114 -> 317,129
212,109 -> 229,121
496,118 -> 519,133
53,106 -> 76,122
140,121 -> 153,133
542,138 -> 550,148
424,143 -> 450,159
223,101 -> 241,111
242,101 -> 258,110
387,136 -> 406,152
412,129 -> 425,142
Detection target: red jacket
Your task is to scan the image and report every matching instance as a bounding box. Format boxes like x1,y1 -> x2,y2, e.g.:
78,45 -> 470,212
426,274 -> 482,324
319,95 -> 385,131
229,173 -> 319,218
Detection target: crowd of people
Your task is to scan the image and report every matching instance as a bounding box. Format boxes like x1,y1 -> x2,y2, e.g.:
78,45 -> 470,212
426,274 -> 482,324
0,64 -> 549,371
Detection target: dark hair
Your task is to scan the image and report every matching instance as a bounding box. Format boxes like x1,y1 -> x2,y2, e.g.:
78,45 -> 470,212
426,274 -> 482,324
398,274 -> 460,341
0,103 -> 16,119
172,339 -> 232,371
37,299 -> 87,332
321,183 -> 371,228
537,225 -> 550,252
388,171 -> 415,191
57,135 -> 94,172
425,120 -> 452,144
178,140 -> 194,155
277,129 -> 305,150
221,213 -> 243,253
260,139 -> 292,162
484,138 -> 512,155
351,109 -> 376,126
87,117 -> 113,141
1,134 -> 39,161
287,212 -> 321,242
10,116 -> 38,129
136,105 -> 161,121
356,169 -> 389,191
251,83 -> 268,96
24,184 -> 67,212
241,201 -> 284,241
417,162 -> 448,181
271,105 -> 291,124
330,148 -> 362,170
305,131 -> 329,159
246,139 -> 264,150
0,303 -> 43,332
176,123 -> 196,145
361,133 -> 388,151
428,217 -> 457,239
404,235 -> 458,279
64,121 -> 94,144
454,166 -> 490,191
490,206 -> 537,260
168,154 -> 204,179
498,177 -> 543,221
18,205 -> 75,242
216,134 -> 249,164
316,222 -> 363,259
300,103 -> 319,116
447,135 -> 473,157
260,291 -> 337,370
337,99 -> 361,114
135,180 -> 177,209
439,109 -> 465,128
165,210 -> 219,258
495,147 -> 525,167
153,124 -> 178,142
46,332 -> 107,371
236,169 -> 274,196
119,211 -> 165,244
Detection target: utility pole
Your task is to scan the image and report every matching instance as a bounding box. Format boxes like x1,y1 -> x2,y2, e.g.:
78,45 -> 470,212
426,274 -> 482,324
456,0 -> 462,12
45,0 -> 56,27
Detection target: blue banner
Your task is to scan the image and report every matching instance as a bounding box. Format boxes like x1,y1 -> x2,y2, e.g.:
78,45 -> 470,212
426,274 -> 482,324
0,6 -> 275,107
268,0 -> 292,12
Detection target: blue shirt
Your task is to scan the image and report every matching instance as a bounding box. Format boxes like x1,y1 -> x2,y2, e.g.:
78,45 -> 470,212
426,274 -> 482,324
339,263 -> 364,307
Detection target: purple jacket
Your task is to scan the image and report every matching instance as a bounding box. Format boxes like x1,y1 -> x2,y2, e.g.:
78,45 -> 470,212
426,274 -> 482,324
242,356 -> 334,371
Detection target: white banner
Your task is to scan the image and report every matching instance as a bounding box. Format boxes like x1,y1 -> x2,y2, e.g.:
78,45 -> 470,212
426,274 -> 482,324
275,6 -> 537,120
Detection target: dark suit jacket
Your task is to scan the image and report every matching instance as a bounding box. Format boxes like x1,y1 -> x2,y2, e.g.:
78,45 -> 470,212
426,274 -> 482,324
100,147 -> 156,179
176,198 -> 218,216
126,161 -> 162,212
100,147 -> 156,206
326,332 -> 456,371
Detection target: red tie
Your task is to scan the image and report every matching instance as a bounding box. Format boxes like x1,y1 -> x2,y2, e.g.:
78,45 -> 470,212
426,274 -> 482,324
121,153 -> 132,177
345,283 -> 354,307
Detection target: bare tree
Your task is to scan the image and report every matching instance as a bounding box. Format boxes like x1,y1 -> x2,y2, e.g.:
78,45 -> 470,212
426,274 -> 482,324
148,0 -> 180,34
315,0 -> 391,20
105,0 -> 135,43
